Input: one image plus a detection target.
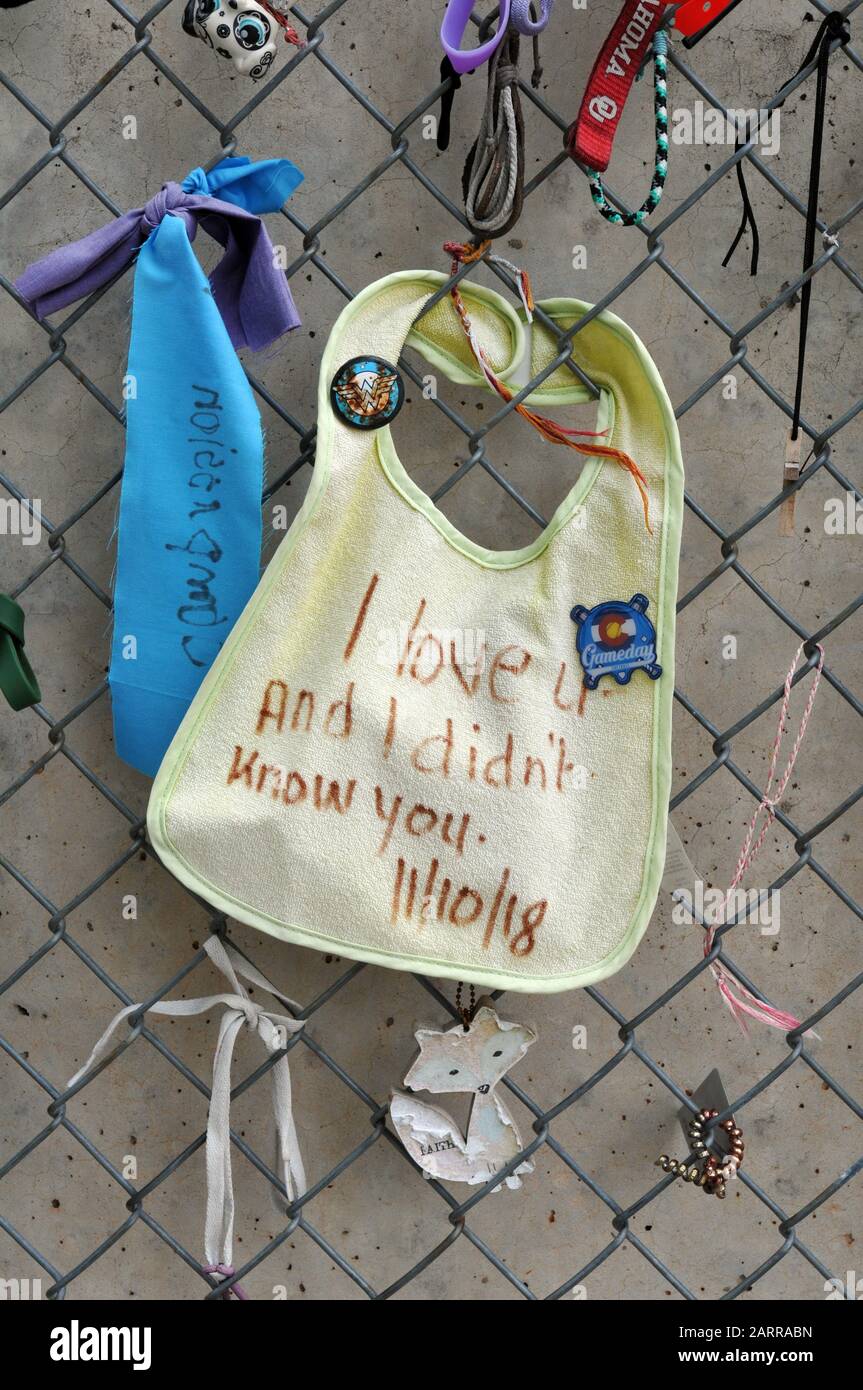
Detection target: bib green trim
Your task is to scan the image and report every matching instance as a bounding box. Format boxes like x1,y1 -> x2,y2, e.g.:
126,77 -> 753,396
374,386 -> 613,571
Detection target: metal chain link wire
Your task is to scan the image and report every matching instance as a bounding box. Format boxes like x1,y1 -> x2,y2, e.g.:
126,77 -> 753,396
1,0 -> 861,1301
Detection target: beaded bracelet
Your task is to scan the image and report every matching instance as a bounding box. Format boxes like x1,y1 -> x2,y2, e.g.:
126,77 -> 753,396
656,1108 -> 744,1200
586,29 -> 669,227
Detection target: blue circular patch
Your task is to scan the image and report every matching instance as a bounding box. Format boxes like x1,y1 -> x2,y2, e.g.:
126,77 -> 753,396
570,592 -> 662,690
330,356 -> 405,430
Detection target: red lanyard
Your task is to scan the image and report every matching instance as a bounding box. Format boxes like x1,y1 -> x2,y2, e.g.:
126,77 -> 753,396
566,0 -> 666,172
567,0 -> 746,173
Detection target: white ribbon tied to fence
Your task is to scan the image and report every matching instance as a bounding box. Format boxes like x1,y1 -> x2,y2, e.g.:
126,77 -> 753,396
67,935 -> 306,1290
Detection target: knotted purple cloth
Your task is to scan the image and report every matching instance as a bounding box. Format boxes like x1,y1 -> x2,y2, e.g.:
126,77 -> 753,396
16,158 -> 302,348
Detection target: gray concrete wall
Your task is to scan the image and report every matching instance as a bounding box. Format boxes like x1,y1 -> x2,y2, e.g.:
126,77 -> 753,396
0,0 -> 860,1300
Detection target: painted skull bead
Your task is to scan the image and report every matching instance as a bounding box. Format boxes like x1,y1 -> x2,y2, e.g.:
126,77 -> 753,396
182,0 -> 278,79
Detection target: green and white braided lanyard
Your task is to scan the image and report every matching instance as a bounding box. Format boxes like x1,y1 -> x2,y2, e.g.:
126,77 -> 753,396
587,29 -> 669,227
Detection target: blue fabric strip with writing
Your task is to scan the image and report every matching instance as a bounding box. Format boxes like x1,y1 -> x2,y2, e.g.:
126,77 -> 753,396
109,214 -> 264,776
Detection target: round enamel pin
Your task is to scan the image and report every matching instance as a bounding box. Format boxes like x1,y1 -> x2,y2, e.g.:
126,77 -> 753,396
330,355 -> 404,430
570,592 -> 662,690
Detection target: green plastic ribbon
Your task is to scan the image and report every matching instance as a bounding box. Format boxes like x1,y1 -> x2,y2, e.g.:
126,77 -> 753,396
0,593 -> 41,711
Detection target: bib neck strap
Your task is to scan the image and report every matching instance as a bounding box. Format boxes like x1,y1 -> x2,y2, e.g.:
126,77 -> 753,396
319,269 -> 676,539
441,244 -> 651,530
323,270 -> 530,406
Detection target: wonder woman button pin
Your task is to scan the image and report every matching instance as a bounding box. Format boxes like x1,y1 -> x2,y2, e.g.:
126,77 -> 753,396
570,592 -> 662,690
330,356 -> 405,430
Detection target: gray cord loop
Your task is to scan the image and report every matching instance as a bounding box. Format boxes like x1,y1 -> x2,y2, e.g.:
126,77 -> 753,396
463,28 -> 525,238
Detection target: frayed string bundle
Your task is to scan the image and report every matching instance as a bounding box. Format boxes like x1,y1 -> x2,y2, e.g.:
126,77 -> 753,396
443,240 -> 652,531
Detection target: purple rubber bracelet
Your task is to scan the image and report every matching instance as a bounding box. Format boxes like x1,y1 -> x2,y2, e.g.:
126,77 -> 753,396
440,0 -> 511,75
510,0 -> 554,36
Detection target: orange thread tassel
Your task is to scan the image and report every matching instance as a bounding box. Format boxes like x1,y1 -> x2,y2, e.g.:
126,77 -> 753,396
443,241 -> 652,533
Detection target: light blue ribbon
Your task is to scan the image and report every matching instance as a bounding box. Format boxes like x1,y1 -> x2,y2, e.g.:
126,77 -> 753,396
108,159 -> 302,774
17,156 -> 304,776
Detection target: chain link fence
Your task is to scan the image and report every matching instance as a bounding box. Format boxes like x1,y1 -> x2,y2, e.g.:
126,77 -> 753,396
0,0 -> 861,1300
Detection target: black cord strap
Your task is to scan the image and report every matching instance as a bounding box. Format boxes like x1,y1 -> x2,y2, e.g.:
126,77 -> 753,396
723,12 -> 850,285
722,139 -> 761,276
437,56 -> 461,152
789,11 -> 850,441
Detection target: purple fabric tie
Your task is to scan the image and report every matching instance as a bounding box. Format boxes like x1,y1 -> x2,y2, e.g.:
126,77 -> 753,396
510,0 -> 554,37
16,160 -> 301,349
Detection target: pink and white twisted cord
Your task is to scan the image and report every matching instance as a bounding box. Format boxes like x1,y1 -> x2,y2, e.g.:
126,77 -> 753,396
704,641 -> 825,1035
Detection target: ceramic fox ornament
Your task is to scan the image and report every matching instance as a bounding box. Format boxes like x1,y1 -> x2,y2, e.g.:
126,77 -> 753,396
390,1003 -> 537,1189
